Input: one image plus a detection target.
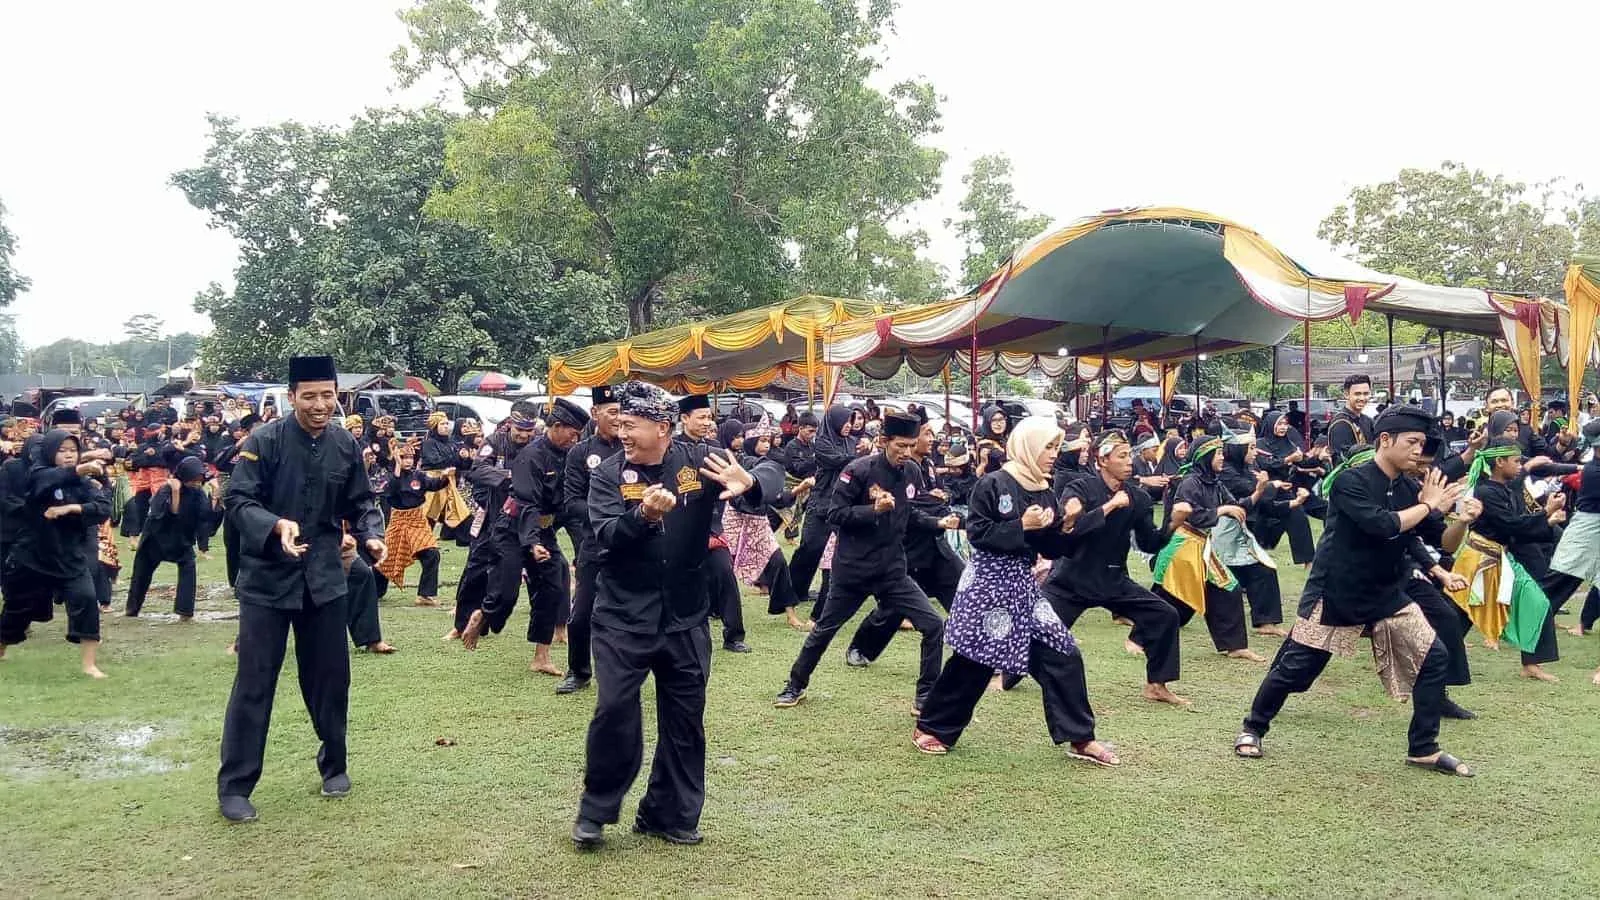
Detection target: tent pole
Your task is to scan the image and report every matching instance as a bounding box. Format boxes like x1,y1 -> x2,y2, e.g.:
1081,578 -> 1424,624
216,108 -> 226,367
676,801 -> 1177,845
970,297 -> 980,434
1192,335 -> 1201,421
1439,330 -> 1447,415
1302,319 -> 1311,443
1489,338 -> 1496,390
942,363 -> 951,431
1387,315 -> 1395,404
1270,342 -> 1278,407
1100,325 -> 1110,429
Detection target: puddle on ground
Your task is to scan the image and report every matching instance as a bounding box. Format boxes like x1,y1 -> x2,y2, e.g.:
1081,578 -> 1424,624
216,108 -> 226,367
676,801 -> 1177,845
0,722 -> 186,780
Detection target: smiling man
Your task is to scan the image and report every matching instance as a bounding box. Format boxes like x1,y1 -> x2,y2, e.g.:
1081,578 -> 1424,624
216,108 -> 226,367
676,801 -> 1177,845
217,356 -> 387,824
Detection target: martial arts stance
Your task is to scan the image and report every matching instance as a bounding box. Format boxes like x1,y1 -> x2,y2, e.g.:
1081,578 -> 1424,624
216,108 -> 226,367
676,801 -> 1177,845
557,386 -> 621,695
571,381 -> 764,851
462,398 -> 588,676
125,456 -> 219,619
1049,432 -> 1188,705
914,418 -> 1117,765
446,404 -> 539,641
1236,406 -> 1473,777
0,429 -> 112,677
775,413 -> 958,712
217,356 -> 386,823
372,438 -> 449,607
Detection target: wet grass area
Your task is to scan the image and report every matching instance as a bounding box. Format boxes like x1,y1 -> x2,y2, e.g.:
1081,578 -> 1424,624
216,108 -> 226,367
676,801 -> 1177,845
3,539 -> 1600,898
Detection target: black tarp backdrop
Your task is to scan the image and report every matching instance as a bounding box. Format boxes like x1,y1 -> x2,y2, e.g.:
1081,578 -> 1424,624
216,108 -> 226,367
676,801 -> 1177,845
1273,340 -> 1481,388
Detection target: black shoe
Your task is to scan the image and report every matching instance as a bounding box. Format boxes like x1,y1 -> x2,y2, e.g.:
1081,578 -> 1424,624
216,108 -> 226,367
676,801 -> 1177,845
219,795 -> 258,823
555,673 -> 591,695
572,818 -> 606,851
1440,697 -> 1477,720
845,648 -> 870,668
320,773 -> 351,798
633,820 -> 704,845
774,685 -> 805,708
723,640 -> 752,653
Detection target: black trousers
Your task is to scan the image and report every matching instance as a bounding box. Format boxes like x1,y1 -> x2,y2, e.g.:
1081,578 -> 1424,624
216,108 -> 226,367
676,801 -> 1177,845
786,572 -> 944,701
121,490 -> 149,538
373,547 -> 441,599
917,644 -> 1095,748
1524,569 -> 1578,666
0,564 -> 98,645
125,544 -> 197,617
94,562 -> 117,609
1042,578 -> 1181,684
345,557 -> 383,648
1253,508 -> 1315,566
452,537 -> 498,632
578,621 -> 712,830
786,503 -> 831,603
1157,584 -> 1248,653
566,561 -> 600,680
224,519 -> 242,588
760,551 -> 801,616
847,553 -> 962,662
1233,562 -> 1283,628
483,530 -> 564,644
1242,635 -> 1449,758
706,546 -> 744,645
218,592 -> 350,798
1583,588 -> 1600,632
1404,578 -> 1471,687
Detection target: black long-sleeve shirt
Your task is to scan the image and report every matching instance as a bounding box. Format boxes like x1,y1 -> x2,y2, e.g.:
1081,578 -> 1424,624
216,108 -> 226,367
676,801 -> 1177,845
386,467 -> 450,511
1050,475 -> 1167,600
826,453 -> 943,583
504,436 -> 570,553
781,437 -> 818,480
224,417 -> 384,610
1306,460 -> 1429,626
1327,408 -> 1375,464
965,470 -> 1070,562
14,464 -> 111,579
562,432 -> 623,565
588,441 -> 770,634
1474,477 -> 1558,576
141,483 -> 222,561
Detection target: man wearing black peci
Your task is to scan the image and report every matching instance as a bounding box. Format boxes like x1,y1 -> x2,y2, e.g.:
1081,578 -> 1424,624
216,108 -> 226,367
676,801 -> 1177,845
774,413 -> 954,713
572,381 -> 771,851
217,356 -> 387,824
556,385 -> 622,695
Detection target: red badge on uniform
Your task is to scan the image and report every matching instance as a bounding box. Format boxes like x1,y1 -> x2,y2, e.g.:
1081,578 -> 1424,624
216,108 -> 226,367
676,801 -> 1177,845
839,471 -> 852,484
410,480 -> 421,490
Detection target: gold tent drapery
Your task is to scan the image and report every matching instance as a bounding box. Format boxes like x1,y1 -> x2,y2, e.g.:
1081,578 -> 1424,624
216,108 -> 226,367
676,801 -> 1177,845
1565,257 -> 1600,433
547,295 -> 882,396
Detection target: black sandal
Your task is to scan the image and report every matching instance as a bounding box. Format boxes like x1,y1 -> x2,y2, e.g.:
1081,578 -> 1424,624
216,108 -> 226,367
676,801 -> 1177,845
1234,732 -> 1263,758
1406,752 -> 1474,778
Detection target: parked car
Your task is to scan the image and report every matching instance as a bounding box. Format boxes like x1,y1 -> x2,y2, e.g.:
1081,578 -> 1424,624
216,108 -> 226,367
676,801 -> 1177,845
344,389 -> 430,437
432,395 -> 514,430
41,394 -> 131,425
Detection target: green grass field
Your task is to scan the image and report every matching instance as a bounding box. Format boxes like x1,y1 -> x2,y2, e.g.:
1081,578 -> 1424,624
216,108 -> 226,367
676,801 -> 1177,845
3,534 -> 1600,899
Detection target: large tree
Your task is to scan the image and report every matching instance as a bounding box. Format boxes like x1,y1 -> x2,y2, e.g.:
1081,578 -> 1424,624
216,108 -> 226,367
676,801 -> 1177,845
0,197 -> 29,307
397,0 -> 948,330
172,108 -> 619,384
1318,161 -> 1594,297
949,154 -> 1051,289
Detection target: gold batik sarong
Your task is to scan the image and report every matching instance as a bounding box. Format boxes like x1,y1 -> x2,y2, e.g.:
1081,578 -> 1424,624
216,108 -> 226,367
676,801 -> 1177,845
1445,533 -> 1509,651
421,469 -> 470,528
376,506 -> 438,588
1290,600 -> 1437,701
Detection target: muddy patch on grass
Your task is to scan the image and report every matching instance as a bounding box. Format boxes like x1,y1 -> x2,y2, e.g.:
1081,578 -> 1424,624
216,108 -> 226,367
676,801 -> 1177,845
0,722 -> 186,780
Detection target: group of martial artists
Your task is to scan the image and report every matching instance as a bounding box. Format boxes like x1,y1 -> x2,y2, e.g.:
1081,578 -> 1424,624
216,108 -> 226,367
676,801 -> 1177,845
11,355 -> 1600,844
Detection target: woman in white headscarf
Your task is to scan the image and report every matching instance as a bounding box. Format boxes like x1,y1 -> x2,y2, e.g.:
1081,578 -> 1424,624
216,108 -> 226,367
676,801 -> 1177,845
913,417 -> 1118,765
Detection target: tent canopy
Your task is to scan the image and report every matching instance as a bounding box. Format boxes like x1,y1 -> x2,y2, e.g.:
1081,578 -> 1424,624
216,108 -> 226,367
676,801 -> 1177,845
547,295 -> 881,395
825,207 -> 1567,377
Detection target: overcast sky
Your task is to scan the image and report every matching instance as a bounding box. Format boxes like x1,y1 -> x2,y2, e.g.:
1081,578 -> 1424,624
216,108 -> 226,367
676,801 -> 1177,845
3,1 -> 1596,347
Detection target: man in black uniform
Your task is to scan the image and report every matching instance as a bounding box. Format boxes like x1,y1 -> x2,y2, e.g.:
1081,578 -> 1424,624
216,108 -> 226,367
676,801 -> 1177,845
678,394 -> 748,652
1327,374 -> 1376,464
1235,406 -> 1473,776
462,398 -> 588,678
448,403 -> 540,641
556,386 -> 621,695
781,413 -> 819,480
775,413 -> 953,712
844,414 -> 963,665
1048,433 -> 1189,705
571,381 -> 766,851
217,356 -> 386,823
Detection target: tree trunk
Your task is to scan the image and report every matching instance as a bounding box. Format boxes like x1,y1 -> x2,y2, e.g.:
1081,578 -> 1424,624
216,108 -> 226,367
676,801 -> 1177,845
627,282 -> 657,333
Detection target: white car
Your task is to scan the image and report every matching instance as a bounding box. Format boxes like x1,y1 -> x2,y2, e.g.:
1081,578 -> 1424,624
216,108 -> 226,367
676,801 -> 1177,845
432,395 -> 515,430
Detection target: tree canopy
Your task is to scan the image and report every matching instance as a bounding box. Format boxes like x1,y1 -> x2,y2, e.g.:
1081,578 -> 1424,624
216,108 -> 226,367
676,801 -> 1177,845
397,0 -> 949,332
171,107 -> 620,384
949,154 -> 1051,289
1318,161 -> 1596,297
0,197 -> 28,307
